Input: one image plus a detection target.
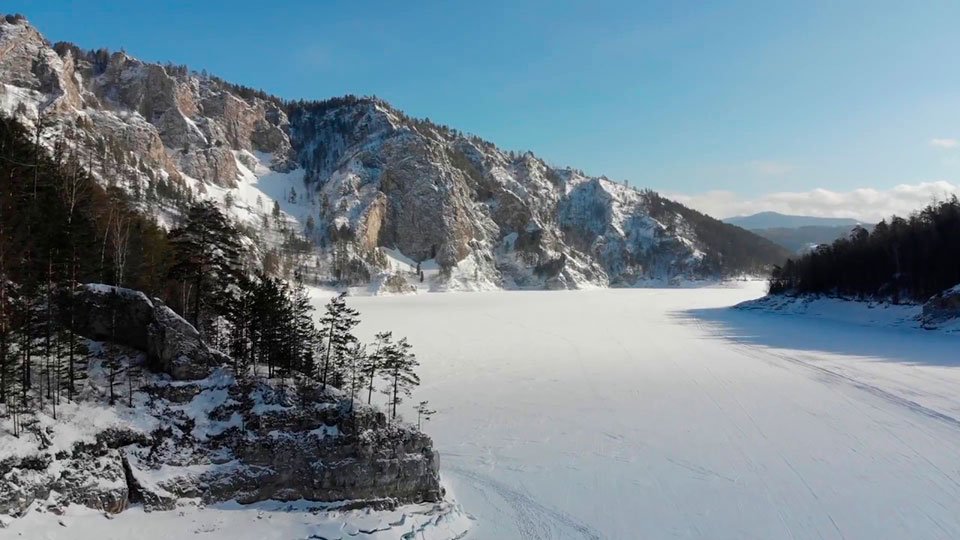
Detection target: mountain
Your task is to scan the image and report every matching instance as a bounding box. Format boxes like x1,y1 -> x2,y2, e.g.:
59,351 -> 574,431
724,211 -> 861,230
748,225 -> 866,253
723,212 -> 864,253
0,14 -> 789,290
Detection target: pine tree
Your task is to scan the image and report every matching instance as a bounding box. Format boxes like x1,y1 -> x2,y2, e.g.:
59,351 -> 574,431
415,400 -> 435,430
317,293 -> 359,391
344,341 -> 367,411
167,201 -> 244,335
364,331 -> 391,405
224,275 -> 255,378
289,275 -> 317,375
380,337 -> 419,420
250,276 -> 287,378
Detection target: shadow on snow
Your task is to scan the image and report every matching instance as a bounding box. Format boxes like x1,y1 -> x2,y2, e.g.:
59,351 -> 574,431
673,305 -> 960,369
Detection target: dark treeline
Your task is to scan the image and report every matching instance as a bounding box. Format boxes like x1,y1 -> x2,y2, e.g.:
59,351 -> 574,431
0,114 -> 171,428
769,197 -> 960,302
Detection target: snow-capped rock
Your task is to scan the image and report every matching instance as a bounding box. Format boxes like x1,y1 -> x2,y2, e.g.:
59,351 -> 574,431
921,283 -> 960,329
0,282 -> 444,519
0,14 -> 787,290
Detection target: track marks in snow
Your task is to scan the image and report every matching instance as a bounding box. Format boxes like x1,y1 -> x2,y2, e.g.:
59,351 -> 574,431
732,341 -> 960,433
446,466 -> 601,540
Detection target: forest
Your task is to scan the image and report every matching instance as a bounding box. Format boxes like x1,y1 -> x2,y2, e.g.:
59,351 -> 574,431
768,197 -> 960,302
0,114 -> 422,429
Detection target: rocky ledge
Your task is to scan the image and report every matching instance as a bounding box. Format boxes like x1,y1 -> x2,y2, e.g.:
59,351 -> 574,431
921,284 -> 960,329
0,284 -> 442,522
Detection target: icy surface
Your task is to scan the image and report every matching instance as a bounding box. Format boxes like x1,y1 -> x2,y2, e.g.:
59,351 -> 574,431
335,282 -> 960,539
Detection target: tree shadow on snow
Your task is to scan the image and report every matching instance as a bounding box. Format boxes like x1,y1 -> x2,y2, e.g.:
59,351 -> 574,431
673,306 -> 960,369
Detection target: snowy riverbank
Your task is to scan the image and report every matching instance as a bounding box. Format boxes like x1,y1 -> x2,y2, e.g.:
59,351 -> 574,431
735,292 -> 960,333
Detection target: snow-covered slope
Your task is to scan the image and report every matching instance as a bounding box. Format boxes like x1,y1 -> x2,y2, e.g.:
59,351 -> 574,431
0,14 -> 788,290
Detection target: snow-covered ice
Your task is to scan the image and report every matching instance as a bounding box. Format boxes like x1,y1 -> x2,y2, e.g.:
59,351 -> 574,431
10,282 -> 960,539
338,281 -> 960,539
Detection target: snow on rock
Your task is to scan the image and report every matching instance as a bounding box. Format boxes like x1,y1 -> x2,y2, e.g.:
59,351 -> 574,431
0,15 -> 782,292
921,283 -> 960,331
735,293 -> 925,328
2,281 -> 455,534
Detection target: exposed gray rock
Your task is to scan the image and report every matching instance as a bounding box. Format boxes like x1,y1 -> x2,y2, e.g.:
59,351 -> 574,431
124,382 -> 443,508
0,451 -> 129,516
68,284 -> 221,381
5,282 -> 445,519
0,15 -> 786,293
70,285 -> 155,350
146,303 -> 225,380
51,452 -> 129,513
921,284 -> 960,329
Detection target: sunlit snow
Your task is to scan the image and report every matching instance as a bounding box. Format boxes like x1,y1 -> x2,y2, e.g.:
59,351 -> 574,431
339,282 -> 960,539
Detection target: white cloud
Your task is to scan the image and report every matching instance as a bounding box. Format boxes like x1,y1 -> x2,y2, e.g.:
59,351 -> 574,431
930,138 -> 959,149
668,181 -> 960,223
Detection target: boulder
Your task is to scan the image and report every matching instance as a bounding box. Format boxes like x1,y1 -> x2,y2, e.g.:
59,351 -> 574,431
921,284 -> 960,329
147,303 -> 223,380
51,452 -> 129,513
69,284 -> 221,381
70,285 -> 155,350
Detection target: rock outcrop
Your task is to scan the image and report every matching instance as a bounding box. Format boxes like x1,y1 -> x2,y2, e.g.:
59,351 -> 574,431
124,385 -> 441,510
1,283 -> 443,519
69,284 -> 223,380
0,15 -> 789,292
921,284 -> 960,329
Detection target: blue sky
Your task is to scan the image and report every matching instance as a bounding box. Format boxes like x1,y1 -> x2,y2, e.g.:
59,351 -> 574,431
6,0 -> 960,218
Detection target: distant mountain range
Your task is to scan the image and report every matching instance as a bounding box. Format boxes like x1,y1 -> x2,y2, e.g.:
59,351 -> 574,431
724,212 -> 861,230
721,212 -> 863,253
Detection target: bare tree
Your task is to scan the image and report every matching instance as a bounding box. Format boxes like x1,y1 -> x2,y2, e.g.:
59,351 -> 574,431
110,205 -> 131,286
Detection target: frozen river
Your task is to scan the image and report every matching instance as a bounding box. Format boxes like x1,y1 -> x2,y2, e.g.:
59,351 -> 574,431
348,282 -> 960,540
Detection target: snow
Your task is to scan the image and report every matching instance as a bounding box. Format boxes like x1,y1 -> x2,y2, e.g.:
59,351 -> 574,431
0,345 -> 158,461
6,498 -> 472,540
328,281 -> 960,539
0,397 -> 156,462
161,369 -> 241,440
8,284 -> 960,538
738,293 -> 960,333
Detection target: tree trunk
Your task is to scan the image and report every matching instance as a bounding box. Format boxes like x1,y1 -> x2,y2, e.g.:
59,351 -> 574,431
320,318 -> 335,390
391,371 -> 399,419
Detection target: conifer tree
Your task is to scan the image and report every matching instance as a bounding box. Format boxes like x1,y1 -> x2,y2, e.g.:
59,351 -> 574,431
415,400 -> 435,430
380,336 -> 420,420
317,293 -> 359,391
167,201 -> 244,335
364,331 -> 391,405
289,275 -> 317,375
344,341 -> 367,411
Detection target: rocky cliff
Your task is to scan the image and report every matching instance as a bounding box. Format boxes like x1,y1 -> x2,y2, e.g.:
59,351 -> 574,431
0,284 -> 443,520
0,14 -> 789,290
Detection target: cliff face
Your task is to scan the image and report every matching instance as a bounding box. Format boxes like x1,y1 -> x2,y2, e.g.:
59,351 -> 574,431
0,284 -> 442,519
0,14 -> 788,290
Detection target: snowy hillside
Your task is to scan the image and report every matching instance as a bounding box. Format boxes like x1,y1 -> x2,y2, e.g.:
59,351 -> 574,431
0,14 -> 788,290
